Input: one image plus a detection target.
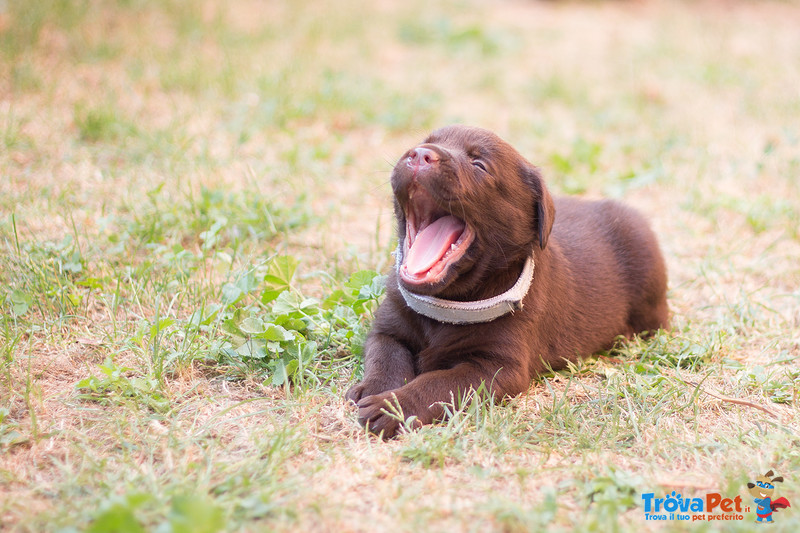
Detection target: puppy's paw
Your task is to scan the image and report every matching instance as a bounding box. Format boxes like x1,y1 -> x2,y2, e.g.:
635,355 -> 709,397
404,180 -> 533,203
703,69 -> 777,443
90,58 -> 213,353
345,375 -> 412,405
355,392 -> 422,439
345,382 -> 368,404
345,381 -> 389,404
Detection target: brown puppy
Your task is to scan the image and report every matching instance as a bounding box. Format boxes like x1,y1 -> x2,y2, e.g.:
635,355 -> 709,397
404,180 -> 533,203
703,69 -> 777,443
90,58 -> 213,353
347,125 -> 669,438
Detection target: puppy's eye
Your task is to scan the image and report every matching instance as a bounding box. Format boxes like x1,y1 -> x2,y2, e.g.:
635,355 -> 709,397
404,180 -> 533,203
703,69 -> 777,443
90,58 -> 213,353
471,160 -> 487,172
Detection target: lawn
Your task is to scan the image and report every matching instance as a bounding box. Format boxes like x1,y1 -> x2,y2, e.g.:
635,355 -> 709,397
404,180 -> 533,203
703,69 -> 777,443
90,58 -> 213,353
2,0 -> 800,531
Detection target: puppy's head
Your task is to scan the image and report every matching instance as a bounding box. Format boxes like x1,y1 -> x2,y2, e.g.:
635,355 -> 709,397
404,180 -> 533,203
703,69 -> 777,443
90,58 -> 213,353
392,125 -> 555,299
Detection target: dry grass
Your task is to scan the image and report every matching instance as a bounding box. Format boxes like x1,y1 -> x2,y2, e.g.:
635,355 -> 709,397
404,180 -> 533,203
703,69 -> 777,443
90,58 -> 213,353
2,0 -> 800,531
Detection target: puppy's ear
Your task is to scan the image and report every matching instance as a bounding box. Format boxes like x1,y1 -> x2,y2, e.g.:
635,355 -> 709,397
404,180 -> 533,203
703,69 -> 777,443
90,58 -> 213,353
523,165 -> 555,249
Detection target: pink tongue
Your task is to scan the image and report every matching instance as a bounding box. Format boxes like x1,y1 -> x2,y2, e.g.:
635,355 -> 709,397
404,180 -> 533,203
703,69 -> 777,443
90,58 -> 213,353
405,216 -> 465,275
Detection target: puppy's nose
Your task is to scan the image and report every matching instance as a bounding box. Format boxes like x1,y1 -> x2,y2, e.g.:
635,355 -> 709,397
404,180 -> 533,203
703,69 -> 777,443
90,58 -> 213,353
407,147 -> 440,173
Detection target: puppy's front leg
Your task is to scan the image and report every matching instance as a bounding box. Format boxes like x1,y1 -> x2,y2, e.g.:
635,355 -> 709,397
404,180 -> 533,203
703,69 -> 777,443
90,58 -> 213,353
345,333 -> 416,404
355,361 -> 525,438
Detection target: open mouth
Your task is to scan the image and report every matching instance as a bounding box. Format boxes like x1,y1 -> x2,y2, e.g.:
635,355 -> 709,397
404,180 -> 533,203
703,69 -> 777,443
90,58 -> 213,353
399,185 -> 474,286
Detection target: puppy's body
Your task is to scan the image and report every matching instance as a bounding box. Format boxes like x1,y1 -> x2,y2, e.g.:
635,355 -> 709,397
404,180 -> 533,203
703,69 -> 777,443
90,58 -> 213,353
347,126 -> 668,437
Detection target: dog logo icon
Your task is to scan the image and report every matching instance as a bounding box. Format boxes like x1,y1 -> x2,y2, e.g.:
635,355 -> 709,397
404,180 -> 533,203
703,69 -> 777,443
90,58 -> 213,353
747,470 -> 791,523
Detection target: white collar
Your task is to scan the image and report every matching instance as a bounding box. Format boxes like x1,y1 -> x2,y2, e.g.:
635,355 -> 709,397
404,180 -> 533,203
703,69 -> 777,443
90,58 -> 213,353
395,249 -> 535,325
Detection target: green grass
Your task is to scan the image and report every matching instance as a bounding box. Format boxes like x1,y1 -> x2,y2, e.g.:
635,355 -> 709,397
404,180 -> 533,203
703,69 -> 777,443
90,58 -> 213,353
2,0 -> 800,531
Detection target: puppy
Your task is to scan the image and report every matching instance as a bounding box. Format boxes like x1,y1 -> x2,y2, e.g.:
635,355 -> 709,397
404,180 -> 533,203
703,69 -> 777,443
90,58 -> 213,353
347,125 -> 669,438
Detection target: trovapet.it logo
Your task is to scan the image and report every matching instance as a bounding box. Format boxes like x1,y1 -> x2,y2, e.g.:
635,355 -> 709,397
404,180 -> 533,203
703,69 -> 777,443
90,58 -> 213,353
641,491 -> 747,523
641,469 -> 792,523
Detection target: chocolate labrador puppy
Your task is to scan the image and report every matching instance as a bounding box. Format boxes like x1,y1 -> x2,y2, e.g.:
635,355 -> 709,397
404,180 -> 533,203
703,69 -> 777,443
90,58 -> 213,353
347,125 -> 669,438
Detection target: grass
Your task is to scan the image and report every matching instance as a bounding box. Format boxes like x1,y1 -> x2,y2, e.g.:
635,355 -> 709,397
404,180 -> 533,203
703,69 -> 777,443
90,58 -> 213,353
2,0 -> 800,530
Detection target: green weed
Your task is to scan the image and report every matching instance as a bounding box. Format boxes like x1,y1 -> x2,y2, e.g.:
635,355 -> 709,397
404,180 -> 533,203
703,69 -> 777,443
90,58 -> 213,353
0,406 -> 25,450
87,492 -> 226,533
737,364 -> 799,405
217,256 -> 384,387
1,233 -> 87,321
76,357 -> 170,412
74,102 -> 138,143
112,184 -> 311,250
